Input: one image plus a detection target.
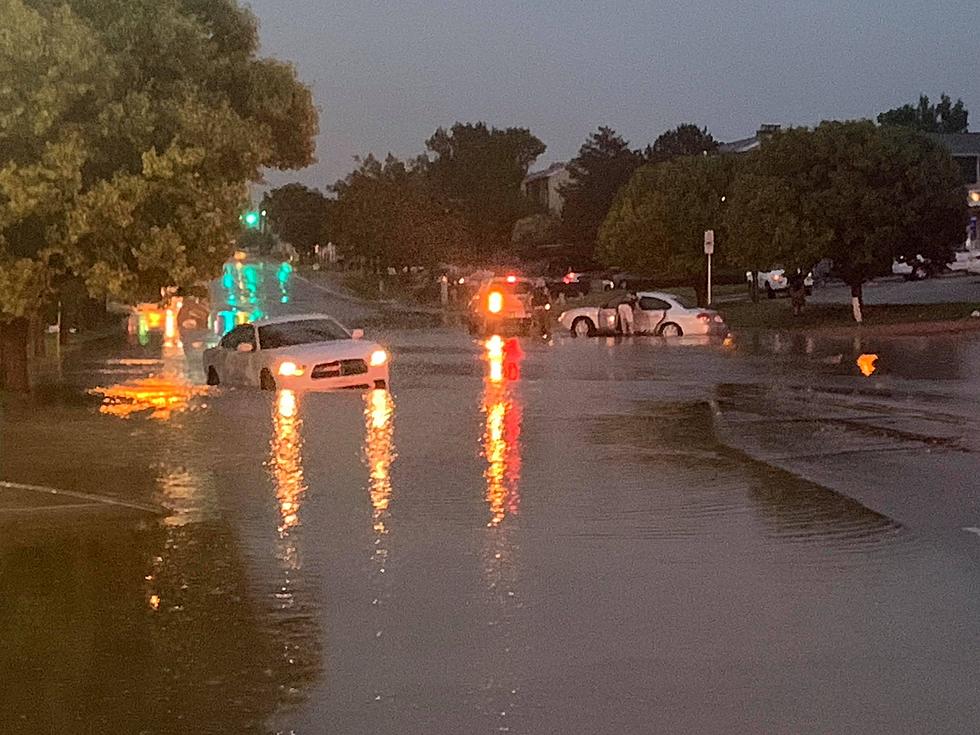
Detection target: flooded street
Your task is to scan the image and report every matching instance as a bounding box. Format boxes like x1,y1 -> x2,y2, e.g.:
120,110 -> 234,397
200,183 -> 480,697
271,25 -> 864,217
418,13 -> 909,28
3,266 -> 980,733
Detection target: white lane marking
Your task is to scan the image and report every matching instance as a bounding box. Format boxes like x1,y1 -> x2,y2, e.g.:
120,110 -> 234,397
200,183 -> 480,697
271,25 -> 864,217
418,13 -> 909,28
963,527 -> 980,538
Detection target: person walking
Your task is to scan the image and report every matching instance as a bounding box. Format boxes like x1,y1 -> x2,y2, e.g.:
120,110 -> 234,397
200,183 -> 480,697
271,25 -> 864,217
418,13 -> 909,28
617,292 -> 637,335
788,270 -> 807,316
531,283 -> 552,337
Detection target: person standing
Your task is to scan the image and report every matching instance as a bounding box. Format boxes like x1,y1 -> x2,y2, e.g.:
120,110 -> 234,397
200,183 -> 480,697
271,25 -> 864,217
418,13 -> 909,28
788,270 -> 807,316
617,292 -> 637,335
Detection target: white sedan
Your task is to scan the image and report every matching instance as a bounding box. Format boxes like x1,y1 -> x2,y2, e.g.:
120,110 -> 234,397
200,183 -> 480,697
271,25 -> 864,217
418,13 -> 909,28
557,292 -> 727,338
203,314 -> 389,391
755,268 -> 814,297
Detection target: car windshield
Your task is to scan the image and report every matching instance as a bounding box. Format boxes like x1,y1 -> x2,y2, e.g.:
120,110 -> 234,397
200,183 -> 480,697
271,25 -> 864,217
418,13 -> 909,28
257,318 -> 350,349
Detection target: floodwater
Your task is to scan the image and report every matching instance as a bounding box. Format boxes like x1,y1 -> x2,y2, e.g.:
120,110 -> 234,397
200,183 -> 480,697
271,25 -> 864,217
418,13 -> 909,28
2,265 -> 980,734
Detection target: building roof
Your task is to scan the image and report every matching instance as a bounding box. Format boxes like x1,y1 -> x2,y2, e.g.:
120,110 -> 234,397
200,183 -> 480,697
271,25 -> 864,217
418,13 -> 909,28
930,133 -> 980,156
523,162 -> 566,184
718,136 -> 761,154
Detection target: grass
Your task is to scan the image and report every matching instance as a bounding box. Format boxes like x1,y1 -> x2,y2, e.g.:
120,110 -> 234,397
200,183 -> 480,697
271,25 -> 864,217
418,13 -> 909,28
719,299 -> 980,331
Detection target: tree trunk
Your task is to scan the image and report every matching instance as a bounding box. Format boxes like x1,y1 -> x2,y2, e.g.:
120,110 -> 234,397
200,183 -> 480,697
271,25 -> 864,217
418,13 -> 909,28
850,283 -> 864,323
0,318 -> 31,393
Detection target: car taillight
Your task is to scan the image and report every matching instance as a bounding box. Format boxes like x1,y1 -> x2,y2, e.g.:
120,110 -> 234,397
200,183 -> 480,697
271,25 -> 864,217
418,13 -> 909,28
487,291 -> 503,314
697,313 -> 711,322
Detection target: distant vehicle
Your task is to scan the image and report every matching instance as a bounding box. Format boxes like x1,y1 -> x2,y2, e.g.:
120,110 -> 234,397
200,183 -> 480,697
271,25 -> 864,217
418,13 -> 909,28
557,291 -> 727,338
891,255 -> 941,281
467,275 -> 535,336
948,249 -> 980,273
203,314 -> 389,391
755,267 -> 814,298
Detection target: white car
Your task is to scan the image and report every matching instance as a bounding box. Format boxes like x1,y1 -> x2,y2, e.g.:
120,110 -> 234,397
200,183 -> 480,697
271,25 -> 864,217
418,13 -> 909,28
203,314 -> 389,391
755,268 -> 814,297
557,291 -> 727,338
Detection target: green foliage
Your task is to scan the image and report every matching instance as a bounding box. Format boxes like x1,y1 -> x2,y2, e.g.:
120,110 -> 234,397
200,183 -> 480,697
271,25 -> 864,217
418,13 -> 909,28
0,0 -> 317,321
332,155 -> 467,270
511,214 -> 561,256
423,122 -> 545,251
560,127 -> 643,254
599,154 -> 736,290
726,121 -> 967,287
878,94 -> 968,134
261,183 -> 333,257
645,123 -> 718,164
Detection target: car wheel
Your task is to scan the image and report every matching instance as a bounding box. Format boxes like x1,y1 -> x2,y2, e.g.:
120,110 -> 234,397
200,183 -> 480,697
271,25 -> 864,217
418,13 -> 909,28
766,284 -> 775,299
659,322 -> 683,337
260,368 -> 277,391
571,317 -> 594,338
206,366 -> 220,386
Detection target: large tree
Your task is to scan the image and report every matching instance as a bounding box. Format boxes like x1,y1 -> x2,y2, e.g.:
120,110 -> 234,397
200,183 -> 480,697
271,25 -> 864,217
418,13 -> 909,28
878,94 -> 969,134
422,122 -> 545,254
559,127 -> 644,259
645,123 -> 718,164
0,0 -> 316,390
726,121 -> 967,321
261,183 -> 333,258
332,155 -> 467,271
599,154 -> 736,305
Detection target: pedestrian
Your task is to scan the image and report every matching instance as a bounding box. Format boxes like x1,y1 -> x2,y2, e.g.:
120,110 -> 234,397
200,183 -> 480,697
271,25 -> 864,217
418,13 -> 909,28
788,270 -> 806,316
531,283 -> 552,337
617,292 -> 636,335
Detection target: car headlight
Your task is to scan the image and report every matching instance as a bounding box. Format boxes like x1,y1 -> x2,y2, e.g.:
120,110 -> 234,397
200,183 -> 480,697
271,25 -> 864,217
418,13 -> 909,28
370,349 -> 388,367
278,361 -> 304,377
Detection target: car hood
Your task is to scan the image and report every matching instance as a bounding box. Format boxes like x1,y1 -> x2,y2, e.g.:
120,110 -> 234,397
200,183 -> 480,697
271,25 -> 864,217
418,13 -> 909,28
261,339 -> 382,362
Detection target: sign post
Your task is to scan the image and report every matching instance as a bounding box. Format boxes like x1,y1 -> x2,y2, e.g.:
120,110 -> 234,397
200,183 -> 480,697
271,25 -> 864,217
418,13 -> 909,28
704,230 -> 715,305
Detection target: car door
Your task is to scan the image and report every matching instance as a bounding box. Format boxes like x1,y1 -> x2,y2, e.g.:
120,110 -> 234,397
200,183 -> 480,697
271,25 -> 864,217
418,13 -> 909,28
635,296 -> 671,334
597,298 -> 621,333
220,324 -> 258,385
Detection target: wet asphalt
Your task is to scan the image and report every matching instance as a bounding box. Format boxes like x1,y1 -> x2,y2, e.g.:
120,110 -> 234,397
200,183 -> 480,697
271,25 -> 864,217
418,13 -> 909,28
2,262 -> 979,734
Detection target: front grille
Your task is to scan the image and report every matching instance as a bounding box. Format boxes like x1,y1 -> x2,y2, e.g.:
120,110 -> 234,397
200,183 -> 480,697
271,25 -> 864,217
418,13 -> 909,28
311,359 -> 368,380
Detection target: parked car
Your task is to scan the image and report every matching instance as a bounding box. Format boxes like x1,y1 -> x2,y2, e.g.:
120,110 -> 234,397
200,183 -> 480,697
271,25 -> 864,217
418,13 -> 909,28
557,291 -> 727,338
203,314 -> 389,391
891,255 -> 942,281
755,267 -> 814,298
467,275 -> 536,336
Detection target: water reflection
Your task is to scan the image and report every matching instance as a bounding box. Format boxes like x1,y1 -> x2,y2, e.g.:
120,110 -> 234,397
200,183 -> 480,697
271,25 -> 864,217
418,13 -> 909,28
270,390 -> 308,570
482,337 -> 523,527
364,388 -> 396,537
90,346 -> 207,421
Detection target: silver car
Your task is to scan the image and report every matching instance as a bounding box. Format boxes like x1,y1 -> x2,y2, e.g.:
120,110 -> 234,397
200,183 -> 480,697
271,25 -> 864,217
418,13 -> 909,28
557,291 -> 727,338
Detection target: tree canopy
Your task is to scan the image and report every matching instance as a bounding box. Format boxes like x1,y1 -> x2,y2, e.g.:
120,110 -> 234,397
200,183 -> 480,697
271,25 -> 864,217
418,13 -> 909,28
0,0 -> 317,389
645,123 -> 718,164
725,121 -> 967,313
332,155 -> 467,270
422,122 -> 545,252
261,183 -> 333,258
877,94 -> 969,134
559,127 -> 644,258
599,154 -> 736,303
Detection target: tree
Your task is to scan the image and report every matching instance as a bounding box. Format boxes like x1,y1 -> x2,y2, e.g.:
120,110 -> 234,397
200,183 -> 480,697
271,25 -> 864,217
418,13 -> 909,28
261,183 -> 333,258
511,214 -> 561,257
878,94 -> 969,134
645,123 -> 718,163
726,121 -> 967,321
0,0 -> 317,391
422,122 -> 545,254
332,155 -> 467,271
559,127 -> 644,258
599,154 -> 737,305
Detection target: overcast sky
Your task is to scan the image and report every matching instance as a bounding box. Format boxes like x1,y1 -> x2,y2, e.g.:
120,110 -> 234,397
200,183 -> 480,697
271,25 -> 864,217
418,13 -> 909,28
246,0 -> 978,191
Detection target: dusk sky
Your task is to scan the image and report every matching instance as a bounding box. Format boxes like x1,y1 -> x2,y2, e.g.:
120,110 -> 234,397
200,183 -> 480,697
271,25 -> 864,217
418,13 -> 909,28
246,0 -> 978,191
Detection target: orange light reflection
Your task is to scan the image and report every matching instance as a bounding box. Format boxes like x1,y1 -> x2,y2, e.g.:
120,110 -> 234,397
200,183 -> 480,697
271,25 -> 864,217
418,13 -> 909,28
481,337 -> 523,527
857,353 -> 879,377
364,389 -> 396,535
91,375 -> 207,420
270,389 -> 307,538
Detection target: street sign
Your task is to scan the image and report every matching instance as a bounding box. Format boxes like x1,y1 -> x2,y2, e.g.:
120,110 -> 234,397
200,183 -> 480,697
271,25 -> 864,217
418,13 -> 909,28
704,230 -> 715,255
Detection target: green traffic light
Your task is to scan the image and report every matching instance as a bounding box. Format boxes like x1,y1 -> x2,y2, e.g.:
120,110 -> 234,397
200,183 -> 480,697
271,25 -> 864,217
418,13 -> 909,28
242,211 -> 260,228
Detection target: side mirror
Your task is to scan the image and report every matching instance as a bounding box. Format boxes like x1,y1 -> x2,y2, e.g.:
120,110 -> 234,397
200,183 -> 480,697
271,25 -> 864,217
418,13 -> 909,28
351,328 -> 364,340
236,342 -> 254,353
